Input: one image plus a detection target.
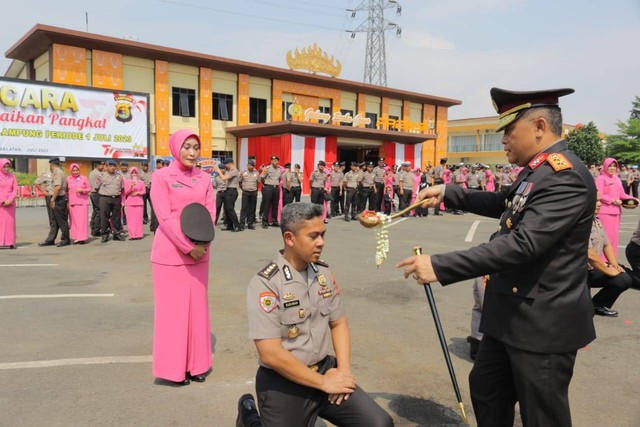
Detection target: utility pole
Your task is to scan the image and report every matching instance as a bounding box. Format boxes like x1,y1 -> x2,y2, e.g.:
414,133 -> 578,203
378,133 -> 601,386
348,0 -> 402,87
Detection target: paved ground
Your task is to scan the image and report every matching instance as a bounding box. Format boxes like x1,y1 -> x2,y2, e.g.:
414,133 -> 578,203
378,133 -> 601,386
1,200 -> 639,427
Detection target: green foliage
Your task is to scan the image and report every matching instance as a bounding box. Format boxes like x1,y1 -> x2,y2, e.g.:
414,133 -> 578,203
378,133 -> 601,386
13,172 -> 38,186
606,97 -> 640,164
566,121 -> 606,166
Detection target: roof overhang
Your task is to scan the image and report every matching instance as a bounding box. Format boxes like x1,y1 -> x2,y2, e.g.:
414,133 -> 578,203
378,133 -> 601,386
225,121 -> 435,144
5,24 -> 462,108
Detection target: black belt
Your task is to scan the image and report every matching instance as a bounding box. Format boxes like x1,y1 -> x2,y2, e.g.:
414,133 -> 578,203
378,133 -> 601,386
263,184 -> 278,188
311,187 -> 324,190
100,195 -> 120,198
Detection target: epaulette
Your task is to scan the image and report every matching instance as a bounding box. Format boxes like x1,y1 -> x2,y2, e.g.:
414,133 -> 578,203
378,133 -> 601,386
258,262 -> 279,280
315,260 -> 329,268
546,153 -> 573,172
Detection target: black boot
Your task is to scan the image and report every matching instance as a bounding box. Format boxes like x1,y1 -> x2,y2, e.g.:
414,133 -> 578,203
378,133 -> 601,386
236,393 -> 260,427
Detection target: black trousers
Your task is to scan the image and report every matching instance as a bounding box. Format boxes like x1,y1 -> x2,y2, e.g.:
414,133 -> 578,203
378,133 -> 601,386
215,191 -> 225,225
310,187 -> 324,206
224,188 -> 240,229
399,189 -> 412,214
625,241 -> 640,288
240,190 -> 257,226
89,192 -> 101,234
338,187 -> 345,214
587,268 -> 632,308
344,188 -> 357,218
330,187 -> 341,216
262,185 -> 280,225
357,187 -> 375,212
632,180 -> 639,198
99,195 -> 122,236
255,356 -> 392,427
142,191 -> 150,221
374,182 -> 384,211
290,186 -> 301,203
44,195 -> 55,228
469,335 -> 577,427
282,188 -> 292,206
433,179 -> 444,214
45,195 -> 70,243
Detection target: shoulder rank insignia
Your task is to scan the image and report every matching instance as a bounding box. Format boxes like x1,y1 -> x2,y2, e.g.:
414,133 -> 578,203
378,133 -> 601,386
315,260 -> 329,268
547,153 -> 573,172
258,262 -> 279,280
528,153 -> 548,170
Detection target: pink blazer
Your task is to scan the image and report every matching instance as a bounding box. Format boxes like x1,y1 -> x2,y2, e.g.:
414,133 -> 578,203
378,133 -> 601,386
150,163 -> 216,266
0,172 -> 17,204
596,173 -> 634,215
124,178 -> 146,206
66,175 -> 91,206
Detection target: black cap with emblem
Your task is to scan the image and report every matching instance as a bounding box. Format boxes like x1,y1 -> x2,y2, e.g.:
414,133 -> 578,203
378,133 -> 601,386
180,202 -> 215,243
491,87 -> 574,132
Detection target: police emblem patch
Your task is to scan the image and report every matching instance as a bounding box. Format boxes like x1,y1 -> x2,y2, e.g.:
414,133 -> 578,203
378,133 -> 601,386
259,292 -> 278,313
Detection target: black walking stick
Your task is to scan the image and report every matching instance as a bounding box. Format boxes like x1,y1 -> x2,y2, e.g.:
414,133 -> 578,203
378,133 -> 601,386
413,246 -> 468,424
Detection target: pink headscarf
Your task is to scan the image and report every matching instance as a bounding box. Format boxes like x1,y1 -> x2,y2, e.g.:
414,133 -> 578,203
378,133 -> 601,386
0,158 -> 10,176
69,163 -> 80,174
602,158 -> 618,177
169,129 -> 200,170
129,166 -> 139,176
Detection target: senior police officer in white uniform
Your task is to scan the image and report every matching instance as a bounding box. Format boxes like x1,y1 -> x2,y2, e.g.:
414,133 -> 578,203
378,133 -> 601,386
242,203 -> 393,427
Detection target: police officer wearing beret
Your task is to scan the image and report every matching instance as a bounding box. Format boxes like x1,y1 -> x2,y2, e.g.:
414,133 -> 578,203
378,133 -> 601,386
38,157 -> 70,247
97,159 -> 125,242
240,160 -> 260,230
243,203 -> 393,426
260,156 -> 283,228
398,88 -> 596,427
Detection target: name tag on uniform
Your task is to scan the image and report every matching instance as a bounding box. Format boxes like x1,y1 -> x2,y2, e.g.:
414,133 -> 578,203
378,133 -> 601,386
283,300 -> 300,309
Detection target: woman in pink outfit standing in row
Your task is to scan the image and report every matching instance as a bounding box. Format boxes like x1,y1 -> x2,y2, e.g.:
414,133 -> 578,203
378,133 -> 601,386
66,163 -> 91,244
595,158 -> 637,256
0,159 -> 17,249
150,129 -> 216,386
124,167 -> 146,240
485,168 -> 495,192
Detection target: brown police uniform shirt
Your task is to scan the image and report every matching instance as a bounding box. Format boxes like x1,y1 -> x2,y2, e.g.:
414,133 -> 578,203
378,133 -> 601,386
51,168 -> 67,196
372,166 -> 386,183
89,169 -> 102,192
286,170 -> 302,188
329,171 -> 344,187
247,252 -> 345,367
225,168 -> 240,188
97,172 -> 124,196
35,172 -> 53,195
139,170 -> 151,188
343,171 -> 361,188
399,170 -> 413,190
214,174 -> 227,191
361,171 -> 375,188
261,165 -> 283,186
310,170 -> 328,189
240,170 -> 260,192
588,218 -> 609,269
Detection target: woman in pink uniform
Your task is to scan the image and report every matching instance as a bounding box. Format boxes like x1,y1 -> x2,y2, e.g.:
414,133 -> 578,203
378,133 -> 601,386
485,168 -> 495,192
595,157 -> 637,256
124,167 -> 146,240
66,163 -> 91,244
150,130 -> 216,386
0,159 -> 18,249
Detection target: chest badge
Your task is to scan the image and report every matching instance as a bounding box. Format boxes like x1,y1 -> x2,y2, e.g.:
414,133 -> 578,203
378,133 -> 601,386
317,274 -> 327,287
288,325 -> 299,339
283,292 -> 295,301
298,309 -> 305,318
506,217 -> 513,229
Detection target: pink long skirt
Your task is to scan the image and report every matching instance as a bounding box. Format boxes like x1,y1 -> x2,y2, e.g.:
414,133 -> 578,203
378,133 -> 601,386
597,213 -> 620,257
68,204 -> 89,242
126,205 -> 144,238
152,262 -> 212,381
0,203 -> 16,246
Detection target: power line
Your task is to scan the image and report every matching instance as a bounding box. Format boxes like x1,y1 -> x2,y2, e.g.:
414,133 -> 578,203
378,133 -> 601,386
157,0 -> 345,31
238,0 -> 345,18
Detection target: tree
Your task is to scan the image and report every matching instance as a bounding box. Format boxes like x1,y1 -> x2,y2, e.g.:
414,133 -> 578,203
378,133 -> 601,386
606,96 -> 640,164
566,121 -> 606,166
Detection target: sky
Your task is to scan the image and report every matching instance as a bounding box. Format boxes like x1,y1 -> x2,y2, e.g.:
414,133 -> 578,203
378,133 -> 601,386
2,0 -> 639,134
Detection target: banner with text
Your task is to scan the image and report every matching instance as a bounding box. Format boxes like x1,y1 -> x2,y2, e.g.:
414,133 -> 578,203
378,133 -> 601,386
0,77 -> 149,160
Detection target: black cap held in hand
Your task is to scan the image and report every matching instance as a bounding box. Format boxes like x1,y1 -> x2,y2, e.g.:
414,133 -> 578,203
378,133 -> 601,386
180,203 -> 215,243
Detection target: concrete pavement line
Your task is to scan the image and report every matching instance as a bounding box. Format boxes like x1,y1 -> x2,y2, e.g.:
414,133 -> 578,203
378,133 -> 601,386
387,217 -> 408,228
0,355 -> 152,370
0,294 -> 115,300
465,221 -> 481,242
0,264 -> 59,267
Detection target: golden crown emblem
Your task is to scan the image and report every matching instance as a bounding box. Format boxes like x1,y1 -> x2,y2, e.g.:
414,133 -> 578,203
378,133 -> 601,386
286,43 -> 342,78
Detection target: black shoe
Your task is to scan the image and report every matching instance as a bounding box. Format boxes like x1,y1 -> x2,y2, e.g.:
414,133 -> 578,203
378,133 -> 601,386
467,336 -> 480,361
38,241 -> 55,247
594,306 -> 618,317
344,215 -> 350,222
231,227 -> 243,232
143,219 -> 149,224
188,372 -> 206,382
9,245 -> 16,249
236,393 -> 260,427
271,222 -> 279,227
261,223 -> 269,229
101,235 -> 110,243
154,377 -> 190,387
248,224 -> 255,230
113,234 -> 126,241
91,231 -> 101,237
56,241 -> 70,247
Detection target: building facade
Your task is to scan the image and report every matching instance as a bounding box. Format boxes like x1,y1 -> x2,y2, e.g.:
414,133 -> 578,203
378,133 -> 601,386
3,24 -> 460,182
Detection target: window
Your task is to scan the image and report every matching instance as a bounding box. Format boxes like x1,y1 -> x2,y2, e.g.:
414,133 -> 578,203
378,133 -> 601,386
213,93 -> 233,121
365,112 -> 377,129
212,150 -> 233,161
482,133 -> 503,151
172,87 -> 196,117
249,97 -> 267,124
388,114 -> 399,132
340,109 -> 353,127
448,135 -> 477,152
283,101 -> 293,120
